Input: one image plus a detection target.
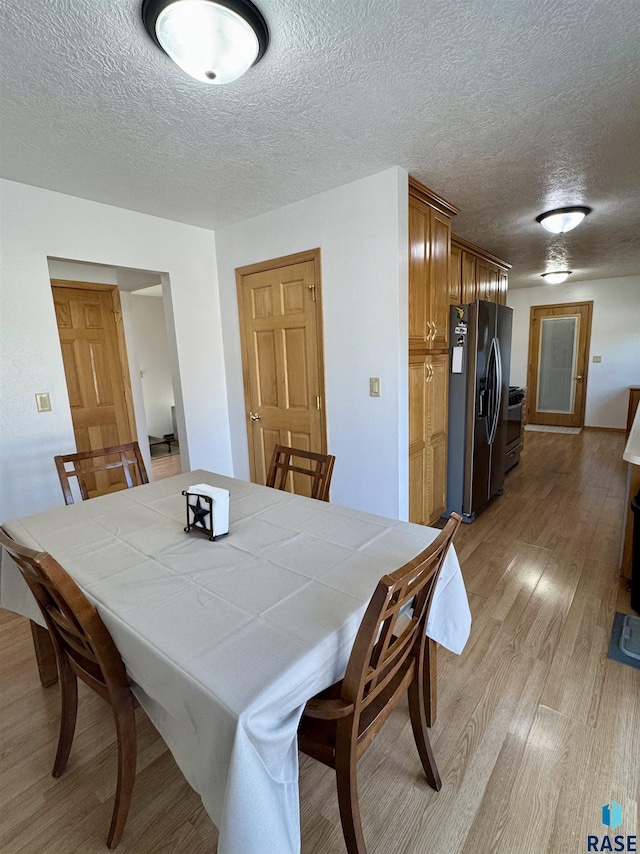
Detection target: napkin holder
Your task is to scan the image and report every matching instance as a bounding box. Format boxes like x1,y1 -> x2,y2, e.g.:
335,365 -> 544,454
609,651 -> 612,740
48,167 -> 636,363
182,485 -> 230,541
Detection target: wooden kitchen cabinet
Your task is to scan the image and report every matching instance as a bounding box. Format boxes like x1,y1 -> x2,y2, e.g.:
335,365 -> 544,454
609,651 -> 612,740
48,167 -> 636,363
409,353 -> 449,525
409,178 -> 459,350
408,177 -> 458,526
450,234 -> 510,305
461,249 -> 477,303
449,241 -> 462,303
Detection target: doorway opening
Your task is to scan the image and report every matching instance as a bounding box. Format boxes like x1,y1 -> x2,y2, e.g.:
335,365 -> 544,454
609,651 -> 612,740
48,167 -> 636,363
48,258 -> 184,482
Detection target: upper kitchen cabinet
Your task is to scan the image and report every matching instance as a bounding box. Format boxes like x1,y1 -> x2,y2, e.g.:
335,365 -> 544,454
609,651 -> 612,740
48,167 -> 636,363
449,241 -> 462,304
409,178 -> 459,351
450,234 -> 511,305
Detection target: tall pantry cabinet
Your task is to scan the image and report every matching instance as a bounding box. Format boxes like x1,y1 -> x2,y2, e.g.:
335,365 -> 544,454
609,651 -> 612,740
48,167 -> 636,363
408,178 -> 459,526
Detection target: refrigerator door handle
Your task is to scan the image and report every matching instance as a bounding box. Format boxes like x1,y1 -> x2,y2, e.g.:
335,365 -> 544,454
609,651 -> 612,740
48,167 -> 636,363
488,337 -> 503,445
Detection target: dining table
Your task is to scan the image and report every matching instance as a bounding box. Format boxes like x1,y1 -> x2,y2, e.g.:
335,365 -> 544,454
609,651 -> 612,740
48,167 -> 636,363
0,470 -> 471,854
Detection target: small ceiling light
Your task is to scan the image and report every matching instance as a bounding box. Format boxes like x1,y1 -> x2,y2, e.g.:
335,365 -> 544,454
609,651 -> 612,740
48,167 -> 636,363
541,271 -> 572,285
535,206 -> 592,234
142,0 -> 269,85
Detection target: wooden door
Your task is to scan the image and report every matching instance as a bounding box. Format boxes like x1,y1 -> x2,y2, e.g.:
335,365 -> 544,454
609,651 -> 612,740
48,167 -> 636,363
527,301 -> 593,427
236,250 -> 327,487
52,283 -> 136,494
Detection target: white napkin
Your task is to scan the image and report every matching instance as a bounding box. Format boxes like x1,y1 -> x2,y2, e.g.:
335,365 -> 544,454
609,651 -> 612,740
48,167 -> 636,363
186,484 -> 230,536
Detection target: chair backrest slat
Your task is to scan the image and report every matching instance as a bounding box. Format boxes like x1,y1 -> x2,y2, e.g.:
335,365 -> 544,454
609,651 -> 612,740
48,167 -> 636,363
341,514 -> 461,718
54,442 -> 148,505
266,445 -> 335,501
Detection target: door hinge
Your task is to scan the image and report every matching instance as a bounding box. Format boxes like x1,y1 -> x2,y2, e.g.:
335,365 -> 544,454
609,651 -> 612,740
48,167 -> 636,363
308,284 -> 316,301
316,395 -> 321,410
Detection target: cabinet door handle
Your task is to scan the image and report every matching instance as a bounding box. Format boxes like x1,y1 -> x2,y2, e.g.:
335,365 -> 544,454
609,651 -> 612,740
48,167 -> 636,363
431,321 -> 437,340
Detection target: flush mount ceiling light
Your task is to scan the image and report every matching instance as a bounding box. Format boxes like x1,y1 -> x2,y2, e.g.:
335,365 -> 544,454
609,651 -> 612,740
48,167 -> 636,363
535,206 -> 592,234
142,0 -> 269,85
541,271 -> 572,285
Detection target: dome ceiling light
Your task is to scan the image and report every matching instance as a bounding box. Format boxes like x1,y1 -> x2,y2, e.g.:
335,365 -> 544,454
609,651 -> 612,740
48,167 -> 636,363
142,0 -> 269,85
541,271 -> 572,285
535,206 -> 592,234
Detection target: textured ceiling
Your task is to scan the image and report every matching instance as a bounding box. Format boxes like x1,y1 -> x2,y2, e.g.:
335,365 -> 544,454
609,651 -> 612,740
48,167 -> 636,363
1,0 -> 639,288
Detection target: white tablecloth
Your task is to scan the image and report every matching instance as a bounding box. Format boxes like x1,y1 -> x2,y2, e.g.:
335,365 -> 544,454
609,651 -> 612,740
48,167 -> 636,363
1,471 -> 471,854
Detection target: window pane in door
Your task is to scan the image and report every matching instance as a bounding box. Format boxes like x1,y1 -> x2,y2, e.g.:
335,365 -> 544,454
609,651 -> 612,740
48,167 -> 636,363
537,316 -> 579,413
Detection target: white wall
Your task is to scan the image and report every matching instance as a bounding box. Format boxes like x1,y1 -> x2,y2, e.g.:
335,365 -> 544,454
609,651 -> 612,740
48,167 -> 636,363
130,295 -> 175,437
215,168 -> 409,519
0,179 -> 232,522
508,275 -> 640,428
48,259 -> 118,285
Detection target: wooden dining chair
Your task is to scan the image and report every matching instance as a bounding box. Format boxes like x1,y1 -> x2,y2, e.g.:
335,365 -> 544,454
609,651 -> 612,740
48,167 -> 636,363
298,513 -> 462,854
0,527 -> 137,849
54,442 -> 149,505
266,445 -> 335,501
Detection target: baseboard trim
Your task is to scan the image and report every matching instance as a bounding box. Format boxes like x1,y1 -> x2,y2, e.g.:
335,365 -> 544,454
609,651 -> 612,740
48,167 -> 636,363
583,425 -> 626,433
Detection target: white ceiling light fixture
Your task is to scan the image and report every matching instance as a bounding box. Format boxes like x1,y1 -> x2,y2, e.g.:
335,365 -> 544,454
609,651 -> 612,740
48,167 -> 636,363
535,206 -> 592,234
541,271 -> 572,285
142,0 -> 269,85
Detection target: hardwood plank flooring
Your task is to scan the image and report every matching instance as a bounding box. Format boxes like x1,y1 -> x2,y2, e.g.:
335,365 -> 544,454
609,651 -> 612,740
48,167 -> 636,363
1,429 -> 638,853
151,451 -> 182,481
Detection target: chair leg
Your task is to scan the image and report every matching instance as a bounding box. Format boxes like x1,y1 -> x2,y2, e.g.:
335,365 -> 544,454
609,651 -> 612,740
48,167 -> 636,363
106,694 -> 137,849
30,621 -> 58,687
52,657 -> 78,777
335,740 -> 367,854
408,678 -> 442,792
425,638 -> 437,726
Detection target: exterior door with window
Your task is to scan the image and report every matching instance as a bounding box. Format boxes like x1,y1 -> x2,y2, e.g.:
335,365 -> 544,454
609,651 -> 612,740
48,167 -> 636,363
527,301 -> 593,427
236,250 -> 328,487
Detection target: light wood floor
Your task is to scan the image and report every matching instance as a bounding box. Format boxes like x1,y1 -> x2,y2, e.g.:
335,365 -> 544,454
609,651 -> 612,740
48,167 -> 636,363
151,450 -> 182,481
1,429 -> 638,853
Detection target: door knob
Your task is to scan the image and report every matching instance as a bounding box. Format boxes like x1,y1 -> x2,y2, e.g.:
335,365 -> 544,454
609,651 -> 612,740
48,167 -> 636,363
249,412 -> 261,421
575,375 -> 584,381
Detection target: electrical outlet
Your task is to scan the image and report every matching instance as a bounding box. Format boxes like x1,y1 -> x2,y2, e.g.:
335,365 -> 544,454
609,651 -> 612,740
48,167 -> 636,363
592,355 -> 602,363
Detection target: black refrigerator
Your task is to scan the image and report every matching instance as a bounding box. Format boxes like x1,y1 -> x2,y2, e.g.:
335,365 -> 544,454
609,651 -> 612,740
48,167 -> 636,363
445,300 -> 512,522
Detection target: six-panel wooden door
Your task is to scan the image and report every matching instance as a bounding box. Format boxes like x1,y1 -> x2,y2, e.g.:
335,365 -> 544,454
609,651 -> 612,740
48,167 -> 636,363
52,283 -> 136,496
236,251 -> 327,491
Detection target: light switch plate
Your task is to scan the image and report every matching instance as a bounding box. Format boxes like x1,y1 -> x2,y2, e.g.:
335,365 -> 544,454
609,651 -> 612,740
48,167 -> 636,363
35,392 -> 51,412
369,377 -> 381,397
592,355 -> 602,363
